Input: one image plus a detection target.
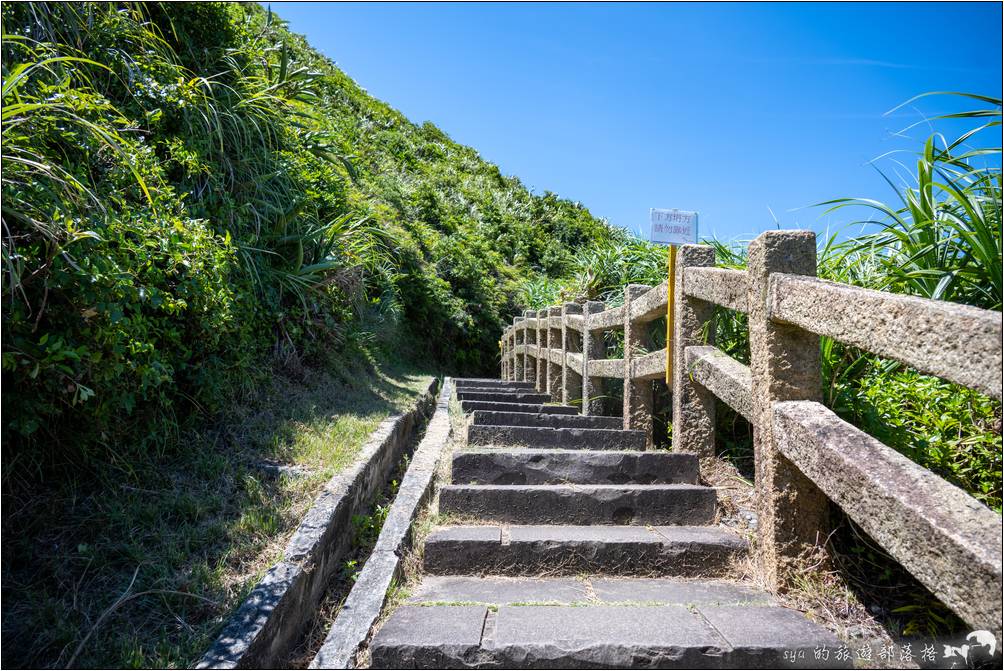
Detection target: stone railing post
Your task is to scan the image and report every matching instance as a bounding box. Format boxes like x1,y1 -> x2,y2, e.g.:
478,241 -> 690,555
623,284 -> 653,447
562,302 -> 583,407
501,325 -> 510,379
509,324 -> 516,381
747,230 -> 828,589
500,327 -> 508,380
546,306 -> 563,399
671,245 -> 718,457
535,309 -> 548,392
581,301 -> 606,416
513,317 -> 524,382
523,310 -> 537,386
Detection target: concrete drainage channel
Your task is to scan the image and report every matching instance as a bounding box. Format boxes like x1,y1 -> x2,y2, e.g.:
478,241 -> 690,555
307,378 -> 455,668
197,377 -> 449,670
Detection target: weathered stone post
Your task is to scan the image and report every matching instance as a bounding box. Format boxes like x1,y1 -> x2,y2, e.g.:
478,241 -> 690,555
562,302 -> 583,407
547,306 -> 563,399
499,326 -> 505,381
623,285 -> 653,447
535,309 -> 548,392
507,325 -> 514,380
747,230 -> 829,589
509,324 -> 516,381
523,310 -> 537,386
513,316 -> 524,382
500,326 -> 508,380
581,301 -> 606,416
671,245 -> 718,457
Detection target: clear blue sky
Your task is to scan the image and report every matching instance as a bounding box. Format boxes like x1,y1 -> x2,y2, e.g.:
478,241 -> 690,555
269,2 -> 1002,242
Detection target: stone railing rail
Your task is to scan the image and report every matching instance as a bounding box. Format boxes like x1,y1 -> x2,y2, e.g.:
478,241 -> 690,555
499,230 -> 1003,634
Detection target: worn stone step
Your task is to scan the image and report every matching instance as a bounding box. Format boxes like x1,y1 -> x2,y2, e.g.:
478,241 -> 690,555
470,410 -> 622,430
423,525 -> 745,576
438,484 -> 716,525
370,603 -> 846,669
407,576 -> 774,607
452,449 -> 699,485
459,401 -> 578,415
467,425 -> 647,450
455,385 -> 546,395
454,390 -> 552,404
453,378 -> 535,390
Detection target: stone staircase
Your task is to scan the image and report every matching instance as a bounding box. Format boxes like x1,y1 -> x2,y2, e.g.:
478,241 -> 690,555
368,379 -> 845,669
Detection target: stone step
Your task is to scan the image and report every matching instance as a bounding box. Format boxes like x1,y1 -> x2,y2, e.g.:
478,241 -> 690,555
467,425 -> 647,450
452,449 -> 699,485
459,401 -> 578,415
370,602 -> 846,669
438,484 -> 716,525
454,390 -> 552,404
407,576 -> 774,607
453,378 -> 535,390
456,387 -> 547,398
424,525 -> 745,576
470,410 -> 622,430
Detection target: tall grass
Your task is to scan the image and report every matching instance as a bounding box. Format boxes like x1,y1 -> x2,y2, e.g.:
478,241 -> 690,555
822,93 -> 1002,310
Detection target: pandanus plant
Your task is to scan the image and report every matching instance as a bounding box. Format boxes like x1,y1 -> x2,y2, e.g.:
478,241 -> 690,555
821,92 -> 1002,311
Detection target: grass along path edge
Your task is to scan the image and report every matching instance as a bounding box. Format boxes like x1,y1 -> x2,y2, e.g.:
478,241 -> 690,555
2,355 -> 436,669
197,376 -> 439,668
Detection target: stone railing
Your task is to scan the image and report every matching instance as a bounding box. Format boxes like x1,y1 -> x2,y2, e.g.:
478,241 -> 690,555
500,230 -> 1003,634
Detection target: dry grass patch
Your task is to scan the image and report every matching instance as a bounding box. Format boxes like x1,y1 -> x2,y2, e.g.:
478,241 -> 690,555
701,454 -> 915,668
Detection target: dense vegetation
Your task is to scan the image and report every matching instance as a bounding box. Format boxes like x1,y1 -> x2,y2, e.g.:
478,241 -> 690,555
2,2 -> 613,474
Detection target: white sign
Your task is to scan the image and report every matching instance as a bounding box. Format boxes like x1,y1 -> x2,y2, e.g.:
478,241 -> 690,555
649,208 -> 698,246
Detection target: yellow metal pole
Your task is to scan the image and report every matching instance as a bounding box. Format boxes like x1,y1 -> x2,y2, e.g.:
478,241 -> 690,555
665,244 -> 677,386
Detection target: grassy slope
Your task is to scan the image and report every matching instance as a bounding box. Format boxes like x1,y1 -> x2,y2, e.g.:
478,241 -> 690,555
2,347 -> 434,669
301,40 -> 617,372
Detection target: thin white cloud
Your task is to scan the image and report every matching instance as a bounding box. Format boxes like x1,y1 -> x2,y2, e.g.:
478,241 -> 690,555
749,57 -> 991,74
812,57 -> 914,69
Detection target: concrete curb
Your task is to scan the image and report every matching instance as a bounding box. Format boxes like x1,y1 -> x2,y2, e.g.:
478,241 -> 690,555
309,378 -> 455,670
196,377 -> 440,669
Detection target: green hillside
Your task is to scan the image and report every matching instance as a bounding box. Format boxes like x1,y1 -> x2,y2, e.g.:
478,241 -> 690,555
1,3 -> 616,666
2,2 -> 614,466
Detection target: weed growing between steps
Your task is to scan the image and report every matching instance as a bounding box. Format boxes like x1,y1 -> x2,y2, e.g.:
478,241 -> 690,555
1,348 -> 434,669
699,456 -> 756,532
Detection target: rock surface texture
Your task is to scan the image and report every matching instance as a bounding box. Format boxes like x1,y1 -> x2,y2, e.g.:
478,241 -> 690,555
363,380 -> 845,669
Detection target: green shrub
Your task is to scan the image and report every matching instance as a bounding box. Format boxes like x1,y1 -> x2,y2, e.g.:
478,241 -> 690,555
1,2 -> 614,478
